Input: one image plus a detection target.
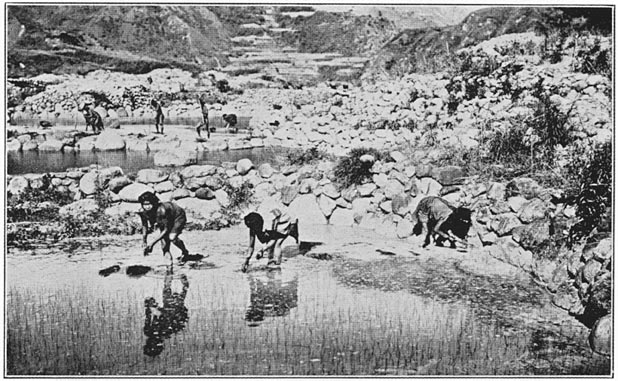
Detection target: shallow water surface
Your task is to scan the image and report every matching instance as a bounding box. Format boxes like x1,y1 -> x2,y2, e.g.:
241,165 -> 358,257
7,146 -> 289,175
5,229 -> 610,375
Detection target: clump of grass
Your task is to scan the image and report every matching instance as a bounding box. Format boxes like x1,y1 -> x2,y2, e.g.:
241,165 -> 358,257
286,147 -> 326,166
333,147 -> 386,188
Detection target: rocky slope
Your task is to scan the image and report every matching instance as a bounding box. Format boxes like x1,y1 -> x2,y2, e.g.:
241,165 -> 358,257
7,5 -> 231,77
366,6 -> 613,78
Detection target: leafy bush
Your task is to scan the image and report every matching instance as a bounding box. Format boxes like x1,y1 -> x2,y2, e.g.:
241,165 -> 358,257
566,142 -> 612,244
575,37 -> 611,77
485,94 -> 573,172
7,187 -> 74,223
286,147 -> 326,166
333,147 -> 385,188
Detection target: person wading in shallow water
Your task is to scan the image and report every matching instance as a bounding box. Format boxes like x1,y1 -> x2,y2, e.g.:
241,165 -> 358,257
143,267 -> 189,357
150,98 -> 165,134
196,94 -> 210,139
138,191 -> 190,261
80,103 -> 104,133
241,209 -> 299,272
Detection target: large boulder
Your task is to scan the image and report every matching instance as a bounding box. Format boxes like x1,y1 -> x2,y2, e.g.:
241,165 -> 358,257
154,149 -> 197,167
79,171 -> 100,195
511,220 -> 551,250
486,237 -> 534,271
99,167 -> 123,186
352,197 -> 373,217
108,176 -> 132,193
431,165 -> 465,186
94,131 -> 125,151
258,163 -> 275,178
417,177 -> 442,196
358,183 -> 377,197
341,185 -> 358,202
7,176 -> 29,196
137,169 -> 168,184
7,139 -> 21,152
23,173 -> 49,190
38,138 -> 64,152
518,198 -> 551,223
104,202 -> 142,217
195,187 -> 216,200
181,165 -> 217,178
321,183 -> 341,199
383,180 -> 405,200
281,185 -> 299,205
329,208 -> 355,226
288,194 -> 327,226
236,158 -> 254,175
175,198 -> 221,220
586,272 -> 611,318
213,189 -> 230,207
487,182 -> 506,201
118,183 -> 154,202
391,193 -> 412,216
489,213 -> 522,236
154,181 -> 175,193
589,314 -> 611,356
507,177 -> 542,199
396,218 -> 414,238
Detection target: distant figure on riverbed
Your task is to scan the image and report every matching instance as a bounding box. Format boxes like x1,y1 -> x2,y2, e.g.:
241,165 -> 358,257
138,191 -> 190,261
241,209 -> 299,272
143,267 -> 189,357
196,94 -> 210,139
150,99 -> 165,134
80,104 -> 104,133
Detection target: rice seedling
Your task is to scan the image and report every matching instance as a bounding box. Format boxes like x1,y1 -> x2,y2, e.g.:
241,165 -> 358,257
5,248 -> 609,376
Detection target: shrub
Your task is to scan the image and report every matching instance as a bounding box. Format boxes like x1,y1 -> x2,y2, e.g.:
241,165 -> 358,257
566,141 -> 612,244
575,37 -> 611,77
286,147 -> 326,166
333,147 -> 386,188
7,187 -> 74,223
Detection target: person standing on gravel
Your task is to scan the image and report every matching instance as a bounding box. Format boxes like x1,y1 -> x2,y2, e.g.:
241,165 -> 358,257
196,93 -> 210,139
150,98 -> 165,134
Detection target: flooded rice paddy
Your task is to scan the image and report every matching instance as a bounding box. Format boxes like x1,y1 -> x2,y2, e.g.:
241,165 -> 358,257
6,227 -> 610,376
7,145 -> 288,175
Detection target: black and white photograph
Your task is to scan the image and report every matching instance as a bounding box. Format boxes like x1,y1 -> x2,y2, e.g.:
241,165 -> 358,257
4,3 -> 614,376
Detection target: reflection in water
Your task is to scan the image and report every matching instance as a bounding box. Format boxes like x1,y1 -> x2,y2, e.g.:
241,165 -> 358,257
245,271 -> 298,326
143,267 -> 189,357
8,147 -> 290,175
